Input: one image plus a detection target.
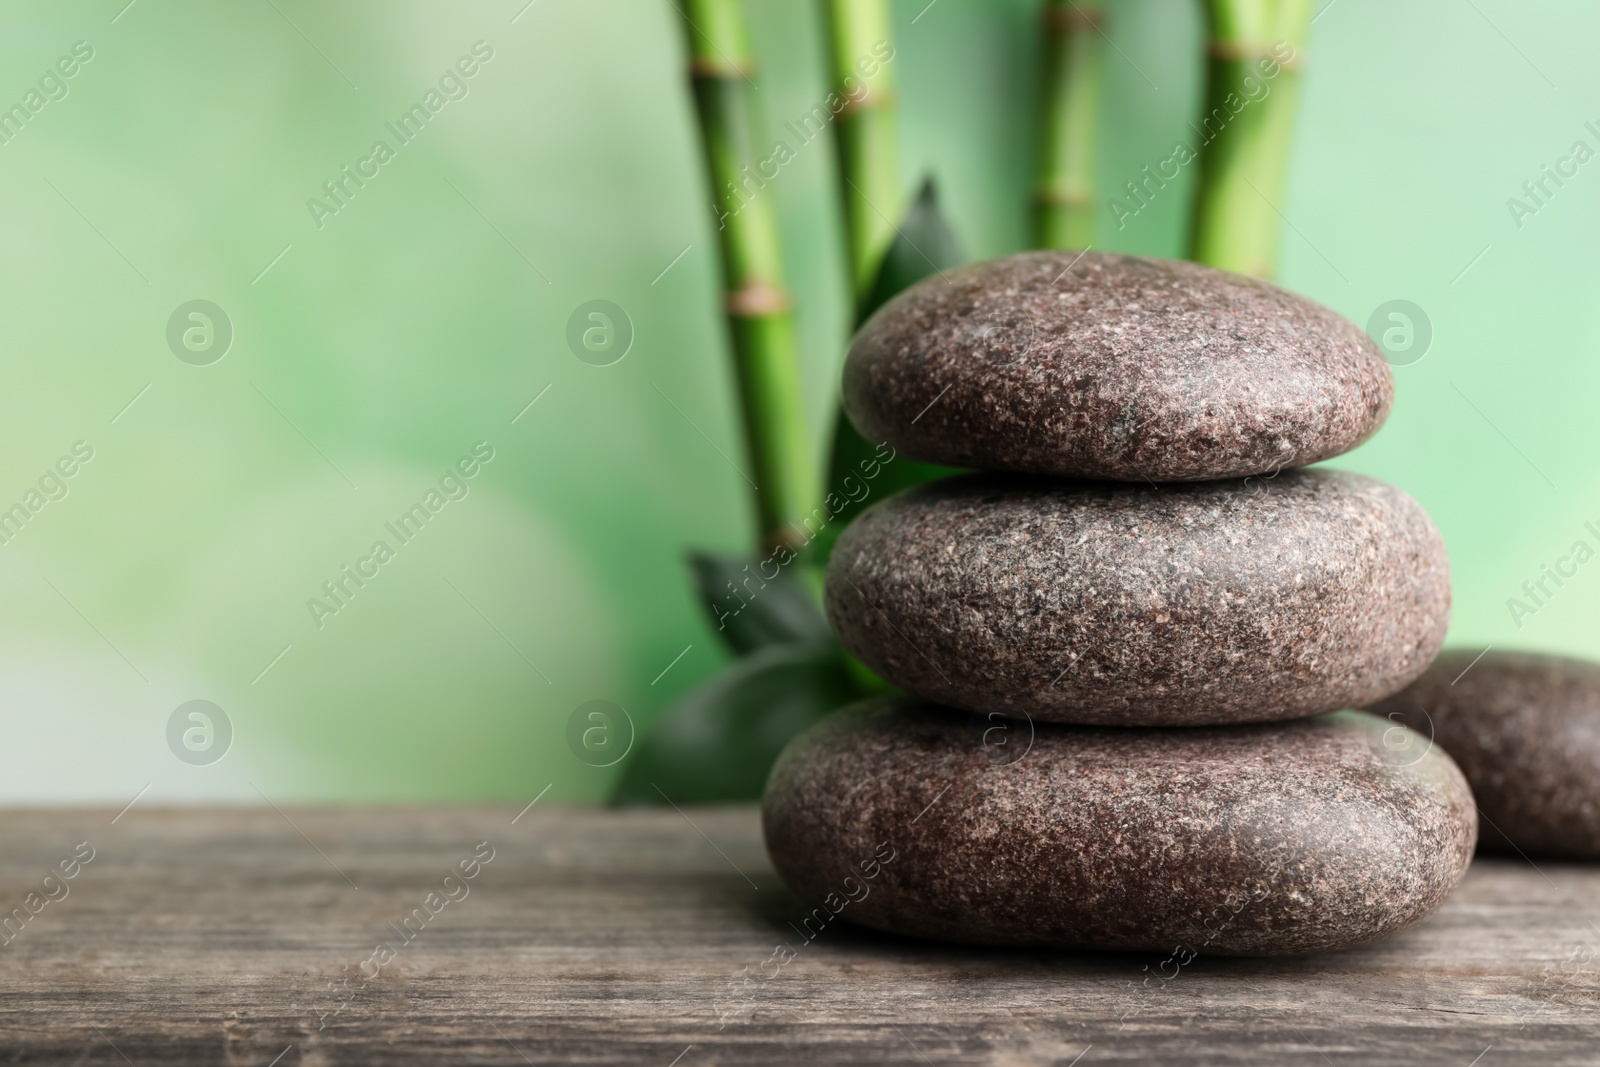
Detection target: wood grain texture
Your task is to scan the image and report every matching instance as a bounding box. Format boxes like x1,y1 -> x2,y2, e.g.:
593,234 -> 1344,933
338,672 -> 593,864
0,805 -> 1595,1065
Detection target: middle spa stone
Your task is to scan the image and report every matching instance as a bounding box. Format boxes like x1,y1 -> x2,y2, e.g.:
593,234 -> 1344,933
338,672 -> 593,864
825,468 -> 1450,726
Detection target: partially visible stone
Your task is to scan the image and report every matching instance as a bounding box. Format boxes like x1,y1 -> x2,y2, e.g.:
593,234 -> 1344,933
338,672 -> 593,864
1369,650 -> 1600,859
762,699 -> 1477,956
825,468 -> 1450,726
843,251 -> 1393,482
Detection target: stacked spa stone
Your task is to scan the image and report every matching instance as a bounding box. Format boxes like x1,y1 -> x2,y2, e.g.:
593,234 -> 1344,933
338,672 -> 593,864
764,251 -> 1478,955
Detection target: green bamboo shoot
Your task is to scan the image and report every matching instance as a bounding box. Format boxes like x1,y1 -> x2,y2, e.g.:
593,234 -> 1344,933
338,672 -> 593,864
822,0 -> 902,315
1188,0 -> 1312,278
680,0 -> 819,549
1034,0 -> 1105,250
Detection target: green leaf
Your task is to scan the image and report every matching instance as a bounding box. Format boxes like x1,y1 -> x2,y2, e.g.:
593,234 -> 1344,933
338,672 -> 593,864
856,175 -> 965,327
811,177 -> 968,563
610,642 -> 861,804
612,181 -> 963,804
689,552 -> 830,656
810,424 -> 960,564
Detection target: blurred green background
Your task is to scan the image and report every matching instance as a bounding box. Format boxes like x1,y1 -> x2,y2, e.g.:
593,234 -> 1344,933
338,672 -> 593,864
0,0 -> 1592,803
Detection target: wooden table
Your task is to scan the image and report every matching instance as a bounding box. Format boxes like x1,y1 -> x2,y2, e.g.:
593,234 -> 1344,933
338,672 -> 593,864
0,805 -> 1595,1065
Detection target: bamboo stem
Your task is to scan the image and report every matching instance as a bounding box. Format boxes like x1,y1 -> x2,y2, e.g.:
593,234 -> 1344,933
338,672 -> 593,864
1187,0 -> 1312,278
680,0 -> 819,550
822,0 -> 902,316
1034,0 -> 1105,250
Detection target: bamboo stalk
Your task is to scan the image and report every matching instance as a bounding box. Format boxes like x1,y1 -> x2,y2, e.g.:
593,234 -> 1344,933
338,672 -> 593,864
822,0 -> 901,316
1187,0 -> 1312,278
1034,0 -> 1105,250
679,0 -> 820,550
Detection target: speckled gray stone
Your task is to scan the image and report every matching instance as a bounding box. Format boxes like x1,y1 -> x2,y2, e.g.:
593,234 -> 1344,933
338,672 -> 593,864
843,251 -> 1393,482
763,699 -> 1477,955
1369,650 -> 1600,860
825,468 -> 1450,726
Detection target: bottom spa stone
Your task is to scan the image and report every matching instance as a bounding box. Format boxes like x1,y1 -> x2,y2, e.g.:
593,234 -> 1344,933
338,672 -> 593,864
761,699 -> 1477,956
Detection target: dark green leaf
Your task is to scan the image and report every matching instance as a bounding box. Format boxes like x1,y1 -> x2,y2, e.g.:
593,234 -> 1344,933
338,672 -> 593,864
811,177 -> 967,563
856,175 -> 965,327
689,552 -> 831,656
809,423 -> 960,564
621,183 -> 965,804
610,643 -> 861,805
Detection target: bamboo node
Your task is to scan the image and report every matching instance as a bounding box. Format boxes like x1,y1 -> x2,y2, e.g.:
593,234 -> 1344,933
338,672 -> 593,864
1034,188 -> 1095,209
726,281 -> 790,317
1207,41 -> 1302,70
765,525 -> 810,554
837,86 -> 895,118
689,56 -> 755,80
1043,4 -> 1104,33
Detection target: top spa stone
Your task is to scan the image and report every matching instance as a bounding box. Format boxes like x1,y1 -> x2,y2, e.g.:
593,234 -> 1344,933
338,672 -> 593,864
842,251 -> 1393,481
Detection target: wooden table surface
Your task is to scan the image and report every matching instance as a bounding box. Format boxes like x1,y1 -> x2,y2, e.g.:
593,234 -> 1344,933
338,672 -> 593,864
0,805 -> 1595,1066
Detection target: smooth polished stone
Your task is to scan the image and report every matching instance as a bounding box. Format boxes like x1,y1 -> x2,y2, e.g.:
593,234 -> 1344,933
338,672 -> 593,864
762,699 -> 1477,956
1369,649 -> 1600,859
825,469 -> 1450,726
842,250 -> 1393,481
